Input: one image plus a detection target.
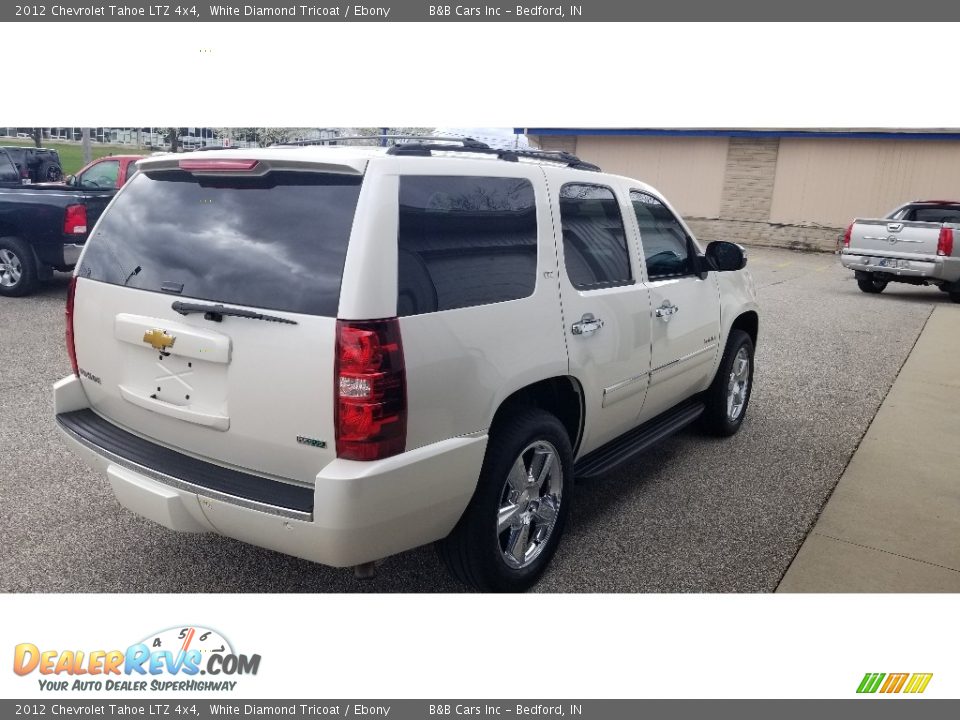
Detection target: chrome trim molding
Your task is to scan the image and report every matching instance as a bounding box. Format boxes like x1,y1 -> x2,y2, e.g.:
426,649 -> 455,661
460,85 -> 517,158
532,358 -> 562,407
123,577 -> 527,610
603,371 -> 650,397
57,417 -> 313,522
651,343 -> 718,375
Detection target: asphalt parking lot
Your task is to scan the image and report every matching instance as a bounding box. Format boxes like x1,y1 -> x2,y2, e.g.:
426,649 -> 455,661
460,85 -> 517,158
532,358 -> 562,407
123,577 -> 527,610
0,246 -> 942,592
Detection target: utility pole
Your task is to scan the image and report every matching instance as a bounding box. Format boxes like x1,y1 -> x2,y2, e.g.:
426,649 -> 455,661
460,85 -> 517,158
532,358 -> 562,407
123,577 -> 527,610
81,128 -> 92,164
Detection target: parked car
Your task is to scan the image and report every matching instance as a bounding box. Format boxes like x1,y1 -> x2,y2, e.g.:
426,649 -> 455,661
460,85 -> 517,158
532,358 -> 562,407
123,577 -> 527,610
2,145 -> 63,183
53,140 -> 760,591
64,155 -> 144,190
841,200 -> 960,301
0,148 -> 114,296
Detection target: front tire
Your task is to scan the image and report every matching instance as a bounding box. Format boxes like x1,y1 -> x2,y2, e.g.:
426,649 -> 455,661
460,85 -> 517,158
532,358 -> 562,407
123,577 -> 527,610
700,329 -> 754,437
437,409 -> 573,592
0,237 -> 39,297
856,273 -> 887,294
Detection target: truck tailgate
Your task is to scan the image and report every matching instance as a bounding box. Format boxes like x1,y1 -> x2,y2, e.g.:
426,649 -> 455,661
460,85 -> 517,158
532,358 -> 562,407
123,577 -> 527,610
849,219 -> 942,257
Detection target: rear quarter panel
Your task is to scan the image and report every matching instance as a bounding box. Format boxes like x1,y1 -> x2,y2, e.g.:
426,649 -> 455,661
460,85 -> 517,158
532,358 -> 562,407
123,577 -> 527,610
340,158 -> 569,451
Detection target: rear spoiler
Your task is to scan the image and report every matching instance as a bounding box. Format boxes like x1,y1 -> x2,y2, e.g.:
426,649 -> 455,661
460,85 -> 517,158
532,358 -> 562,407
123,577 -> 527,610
137,155 -> 367,177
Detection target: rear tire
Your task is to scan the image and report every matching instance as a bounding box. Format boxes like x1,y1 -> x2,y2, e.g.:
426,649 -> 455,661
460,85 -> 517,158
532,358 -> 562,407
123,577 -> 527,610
38,162 -> 63,182
437,409 -> 573,592
0,237 -> 39,297
700,329 -> 754,437
856,274 -> 887,294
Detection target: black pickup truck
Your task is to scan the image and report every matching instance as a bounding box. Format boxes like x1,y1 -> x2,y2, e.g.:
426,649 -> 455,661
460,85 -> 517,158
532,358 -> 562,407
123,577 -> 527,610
0,148 -> 114,296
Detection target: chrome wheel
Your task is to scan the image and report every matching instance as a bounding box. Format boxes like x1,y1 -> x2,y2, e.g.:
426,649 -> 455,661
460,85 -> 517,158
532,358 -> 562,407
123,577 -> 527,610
726,347 -> 750,422
497,440 -> 563,570
0,249 -> 22,288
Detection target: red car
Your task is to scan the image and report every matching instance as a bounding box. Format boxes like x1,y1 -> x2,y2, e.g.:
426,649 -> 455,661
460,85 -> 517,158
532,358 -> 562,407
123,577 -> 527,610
66,155 -> 145,190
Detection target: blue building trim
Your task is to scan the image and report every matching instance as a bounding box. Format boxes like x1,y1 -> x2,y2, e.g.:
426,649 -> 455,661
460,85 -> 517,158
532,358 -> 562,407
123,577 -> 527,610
514,128 -> 960,141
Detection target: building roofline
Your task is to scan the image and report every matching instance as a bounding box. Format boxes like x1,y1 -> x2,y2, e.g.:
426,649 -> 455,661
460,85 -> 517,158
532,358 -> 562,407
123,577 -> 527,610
515,128 -> 960,141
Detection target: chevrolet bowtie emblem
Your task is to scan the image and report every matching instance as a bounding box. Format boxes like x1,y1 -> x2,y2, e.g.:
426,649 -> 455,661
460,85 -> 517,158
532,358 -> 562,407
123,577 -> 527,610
143,329 -> 176,352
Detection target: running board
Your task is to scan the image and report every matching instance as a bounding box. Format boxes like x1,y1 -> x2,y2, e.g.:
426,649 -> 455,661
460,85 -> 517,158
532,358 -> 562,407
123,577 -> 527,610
574,401 -> 705,480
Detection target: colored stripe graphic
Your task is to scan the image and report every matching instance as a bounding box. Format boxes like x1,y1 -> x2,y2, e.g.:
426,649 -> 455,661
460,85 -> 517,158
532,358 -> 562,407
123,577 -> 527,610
857,673 -> 885,693
904,673 -> 933,694
880,673 -> 909,693
857,672 -> 932,694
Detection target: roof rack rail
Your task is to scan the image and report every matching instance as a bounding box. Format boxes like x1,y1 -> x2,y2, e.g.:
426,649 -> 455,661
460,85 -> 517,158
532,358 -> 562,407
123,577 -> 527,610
275,135 -> 491,148
386,142 -> 601,172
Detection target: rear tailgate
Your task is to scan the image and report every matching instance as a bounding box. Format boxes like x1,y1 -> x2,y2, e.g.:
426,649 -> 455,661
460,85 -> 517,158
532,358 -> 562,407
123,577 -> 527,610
849,219 -> 942,257
72,159 -> 365,487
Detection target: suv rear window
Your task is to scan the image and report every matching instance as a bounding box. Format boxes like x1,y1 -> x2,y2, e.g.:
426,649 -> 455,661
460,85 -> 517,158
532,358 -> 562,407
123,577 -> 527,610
397,175 -> 537,316
78,169 -> 362,317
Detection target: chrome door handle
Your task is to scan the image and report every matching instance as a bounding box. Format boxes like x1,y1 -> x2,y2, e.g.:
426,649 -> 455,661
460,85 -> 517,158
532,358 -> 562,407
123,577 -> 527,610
655,301 -> 679,321
571,313 -> 604,337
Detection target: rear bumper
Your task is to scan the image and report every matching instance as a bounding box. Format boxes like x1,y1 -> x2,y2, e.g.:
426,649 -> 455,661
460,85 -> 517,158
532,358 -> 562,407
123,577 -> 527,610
53,375 -> 486,567
840,251 -> 960,283
62,242 -> 84,268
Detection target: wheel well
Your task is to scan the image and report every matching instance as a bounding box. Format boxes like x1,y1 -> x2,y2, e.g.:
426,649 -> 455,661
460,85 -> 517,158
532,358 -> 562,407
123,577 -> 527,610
731,310 -> 758,347
491,377 -> 584,454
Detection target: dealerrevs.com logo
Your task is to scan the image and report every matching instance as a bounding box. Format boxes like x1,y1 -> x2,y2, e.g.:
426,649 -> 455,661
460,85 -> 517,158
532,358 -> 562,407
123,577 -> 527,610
13,626 -> 261,693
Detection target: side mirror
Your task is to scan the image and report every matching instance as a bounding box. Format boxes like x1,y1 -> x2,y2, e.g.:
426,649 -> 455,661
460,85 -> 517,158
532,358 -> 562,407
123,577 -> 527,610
65,175 -> 76,186
705,241 -> 747,272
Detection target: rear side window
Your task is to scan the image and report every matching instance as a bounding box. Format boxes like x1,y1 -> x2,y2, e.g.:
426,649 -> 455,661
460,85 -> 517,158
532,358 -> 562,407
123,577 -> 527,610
78,169 -> 362,316
559,183 -> 632,290
397,175 -> 537,316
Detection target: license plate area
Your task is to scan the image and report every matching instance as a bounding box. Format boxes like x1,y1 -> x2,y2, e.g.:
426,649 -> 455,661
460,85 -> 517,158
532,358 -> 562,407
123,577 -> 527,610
114,314 -> 232,430
876,258 -> 908,269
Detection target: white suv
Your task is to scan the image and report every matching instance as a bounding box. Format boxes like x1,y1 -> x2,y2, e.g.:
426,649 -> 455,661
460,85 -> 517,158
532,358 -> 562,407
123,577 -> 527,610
54,140 -> 759,591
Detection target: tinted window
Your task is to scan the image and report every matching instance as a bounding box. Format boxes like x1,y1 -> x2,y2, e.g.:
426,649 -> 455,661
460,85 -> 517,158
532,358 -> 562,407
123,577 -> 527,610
631,191 -> 692,279
79,170 -> 362,317
908,205 -> 960,224
79,160 -> 119,189
397,176 -> 537,315
0,151 -> 18,183
559,184 -> 632,290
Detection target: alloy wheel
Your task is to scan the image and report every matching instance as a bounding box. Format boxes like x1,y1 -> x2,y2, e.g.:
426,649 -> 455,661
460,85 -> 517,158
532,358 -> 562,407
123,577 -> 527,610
497,440 -> 563,570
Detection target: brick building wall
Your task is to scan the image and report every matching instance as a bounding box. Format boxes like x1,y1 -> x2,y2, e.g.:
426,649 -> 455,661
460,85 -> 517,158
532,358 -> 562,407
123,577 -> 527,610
529,132 -> 853,252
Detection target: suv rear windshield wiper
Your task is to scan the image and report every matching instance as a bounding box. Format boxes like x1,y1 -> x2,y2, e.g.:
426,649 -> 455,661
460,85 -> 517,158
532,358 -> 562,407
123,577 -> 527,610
171,301 -> 298,325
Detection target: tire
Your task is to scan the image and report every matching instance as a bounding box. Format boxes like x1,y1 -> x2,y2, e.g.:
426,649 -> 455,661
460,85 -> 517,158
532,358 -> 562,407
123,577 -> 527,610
950,292 -> 960,304
38,162 -> 63,182
856,274 -> 887,294
0,237 -> 39,297
700,329 -> 755,437
437,409 -> 573,592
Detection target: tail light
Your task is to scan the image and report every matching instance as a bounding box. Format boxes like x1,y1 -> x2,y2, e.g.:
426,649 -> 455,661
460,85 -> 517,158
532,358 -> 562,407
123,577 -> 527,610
842,223 -> 853,249
63,204 -> 87,235
937,226 -> 954,257
65,277 -> 79,376
335,318 -> 407,461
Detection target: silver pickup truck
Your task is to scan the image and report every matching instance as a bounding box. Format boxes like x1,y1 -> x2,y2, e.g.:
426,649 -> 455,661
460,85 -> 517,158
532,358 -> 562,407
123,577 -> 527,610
840,200 -> 960,302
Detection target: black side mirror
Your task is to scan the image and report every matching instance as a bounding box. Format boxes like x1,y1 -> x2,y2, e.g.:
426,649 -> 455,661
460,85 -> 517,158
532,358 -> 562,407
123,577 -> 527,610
705,241 -> 747,272
65,175 -> 76,187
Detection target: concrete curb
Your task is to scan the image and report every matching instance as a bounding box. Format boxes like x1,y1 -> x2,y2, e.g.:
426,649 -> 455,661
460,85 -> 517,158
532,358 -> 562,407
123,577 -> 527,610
778,304 -> 960,592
